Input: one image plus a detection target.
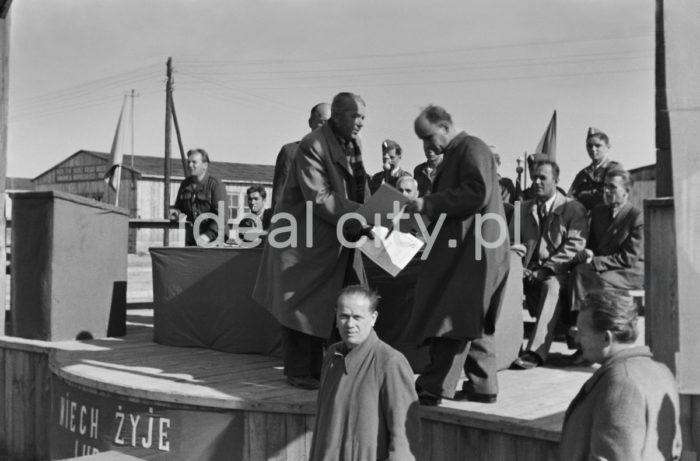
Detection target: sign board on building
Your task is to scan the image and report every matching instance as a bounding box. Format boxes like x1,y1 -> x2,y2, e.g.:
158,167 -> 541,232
56,165 -> 109,182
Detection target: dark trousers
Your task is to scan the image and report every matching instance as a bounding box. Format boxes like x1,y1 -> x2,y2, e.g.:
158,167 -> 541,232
281,326 -> 324,379
415,333 -> 498,399
281,249 -> 360,379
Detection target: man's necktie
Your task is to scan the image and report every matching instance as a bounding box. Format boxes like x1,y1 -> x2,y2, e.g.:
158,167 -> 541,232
537,201 -> 547,233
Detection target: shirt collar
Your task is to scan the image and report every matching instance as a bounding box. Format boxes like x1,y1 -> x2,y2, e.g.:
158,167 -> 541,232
538,191 -> 557,214
589,157 -> 611,171
332,329 -> 379,375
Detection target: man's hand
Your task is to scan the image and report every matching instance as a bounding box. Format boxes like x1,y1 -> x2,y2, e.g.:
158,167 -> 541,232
405,198 -> 424,215
523,267 -> 553,283
169,209 -> 181,222
342,220 -> 374,243
574,249 -> 594,264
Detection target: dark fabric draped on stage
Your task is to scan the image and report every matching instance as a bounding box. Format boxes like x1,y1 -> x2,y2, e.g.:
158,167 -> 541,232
150,247 -> 523,371
151,247 -> 282,356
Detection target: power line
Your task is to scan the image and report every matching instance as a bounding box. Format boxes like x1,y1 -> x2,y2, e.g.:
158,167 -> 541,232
176,52 -> 652,85
177,34 -> 651,67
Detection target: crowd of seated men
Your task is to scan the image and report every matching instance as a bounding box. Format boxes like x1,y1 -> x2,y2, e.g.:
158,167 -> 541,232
512,129 -> 644,369
334,127 -> 645,371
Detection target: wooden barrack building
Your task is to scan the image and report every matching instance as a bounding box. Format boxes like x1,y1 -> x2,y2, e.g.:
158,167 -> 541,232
31,150 -> 274,253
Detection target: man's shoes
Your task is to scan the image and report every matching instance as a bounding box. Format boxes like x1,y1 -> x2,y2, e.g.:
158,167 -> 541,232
511,352 -> 543,370
416,385 -> 442,406
286,376 -> 320,390
417,391 -> 442,406
453,389 -> 497,404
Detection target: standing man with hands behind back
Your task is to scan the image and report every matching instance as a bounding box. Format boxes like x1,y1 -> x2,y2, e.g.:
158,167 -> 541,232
405,105 -> 509,405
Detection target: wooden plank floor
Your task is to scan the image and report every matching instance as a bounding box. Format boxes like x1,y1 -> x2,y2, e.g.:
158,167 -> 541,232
49,310 -> 595,443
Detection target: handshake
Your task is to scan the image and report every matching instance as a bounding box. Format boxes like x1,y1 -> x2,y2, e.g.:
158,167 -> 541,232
342,220 -> 374,243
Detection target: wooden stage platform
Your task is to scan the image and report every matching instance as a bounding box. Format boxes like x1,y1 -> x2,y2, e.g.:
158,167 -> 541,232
4,309 -> 591,461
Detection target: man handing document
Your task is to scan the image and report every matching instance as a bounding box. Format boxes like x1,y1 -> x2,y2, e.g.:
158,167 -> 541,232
405,105 -> 510,405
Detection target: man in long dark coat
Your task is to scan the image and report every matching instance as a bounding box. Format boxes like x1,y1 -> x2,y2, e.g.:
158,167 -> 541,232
405,105 -> 510,405
253,93 -> 370,390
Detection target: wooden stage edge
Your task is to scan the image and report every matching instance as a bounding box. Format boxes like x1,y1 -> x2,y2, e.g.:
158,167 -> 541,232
1,311 -> 595,460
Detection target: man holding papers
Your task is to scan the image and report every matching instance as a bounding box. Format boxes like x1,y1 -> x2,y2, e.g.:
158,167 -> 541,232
406,105 -> 510,405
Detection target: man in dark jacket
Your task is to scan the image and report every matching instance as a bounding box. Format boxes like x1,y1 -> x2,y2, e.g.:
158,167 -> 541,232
405,105 -> 510,405
171,148 -> 228,246
368,139 -> 412,193
571,169 -> 643,306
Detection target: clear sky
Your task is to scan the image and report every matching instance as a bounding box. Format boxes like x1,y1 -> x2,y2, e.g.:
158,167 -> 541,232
7,0 -> 654,189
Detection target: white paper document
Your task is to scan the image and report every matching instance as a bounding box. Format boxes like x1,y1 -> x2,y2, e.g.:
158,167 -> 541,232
359,226 -> 424,277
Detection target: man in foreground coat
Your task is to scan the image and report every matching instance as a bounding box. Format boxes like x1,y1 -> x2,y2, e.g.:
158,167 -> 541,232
560,291 -> 681,460
253,92 -> 370,390
309,285 -> 421,461
405,105 -> 510,405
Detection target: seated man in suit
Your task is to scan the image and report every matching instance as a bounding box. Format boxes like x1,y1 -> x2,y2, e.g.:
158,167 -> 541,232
570,169 -> 644,328
512,160 -> 588,369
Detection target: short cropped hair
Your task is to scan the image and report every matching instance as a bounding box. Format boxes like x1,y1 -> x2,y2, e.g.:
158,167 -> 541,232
382,139 -> 402,156
605,169 -> 634,192
532,159 -> 560,181
246,185 -> 267,199
331,92 -> 365,117
396,176 -> 418,189
422,105 -> 453,125
337,285 -> 380,313
187,148 -> 210,164
581,291 -> 638,344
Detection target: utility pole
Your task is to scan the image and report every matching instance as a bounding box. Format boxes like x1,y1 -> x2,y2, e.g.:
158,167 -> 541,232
163,57 -> 173,246
129,89 -> 138,170
170,95 -> 188,174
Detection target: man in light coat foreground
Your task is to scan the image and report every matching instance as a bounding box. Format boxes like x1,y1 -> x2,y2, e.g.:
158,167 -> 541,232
560,291 -> 682,460
310,285 -> 421,461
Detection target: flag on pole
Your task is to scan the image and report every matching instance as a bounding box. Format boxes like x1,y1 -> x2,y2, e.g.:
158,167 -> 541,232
104,96 -> 128,195
534,110 -> 557,161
